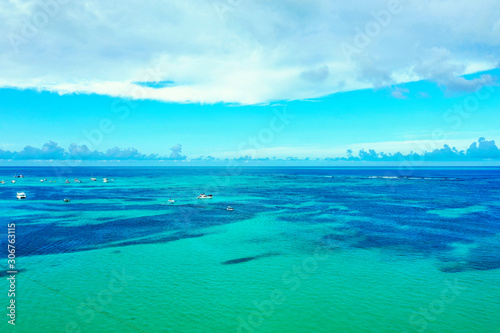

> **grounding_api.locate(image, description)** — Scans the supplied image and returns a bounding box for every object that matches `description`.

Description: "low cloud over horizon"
[1,138,499,163]
[0,141,186,161]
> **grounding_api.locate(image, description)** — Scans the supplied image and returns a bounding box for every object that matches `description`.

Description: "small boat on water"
[91,178,97,181]
[103,178,109,183]
[226,206,234,211]
[168,199,175,204]
[14,175,24,178]
[63,198,71,203]
[74,178,82,183]
[197,193,213,199]
[11,180,16,184]
[65,179,70,183]
[17,192,26,199]
[0,180,5,184]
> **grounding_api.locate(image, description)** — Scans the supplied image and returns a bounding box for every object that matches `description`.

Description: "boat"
[16,192,26,199]
[63,198,71,202]
[14,175,24,178]
[91,178,97,181]
[168,199,175,204]
[103,178,109,183]
[226,206,234,211]
[11,180,16,184]
[74,178,82,183]
[0,180,5,184]
[65,179,70,183]
[197,193,213,199]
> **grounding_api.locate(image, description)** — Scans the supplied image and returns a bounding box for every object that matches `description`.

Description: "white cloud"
[0,0,498,104]
[343,139,478,155]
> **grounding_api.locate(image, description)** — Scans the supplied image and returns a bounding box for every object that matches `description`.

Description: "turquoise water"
[1,167,500,332]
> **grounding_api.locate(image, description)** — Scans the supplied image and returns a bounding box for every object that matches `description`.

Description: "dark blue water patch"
[399,214,500,238]
[318,197,500,235]
[6,204,253,257]
[439,265,466,273]
[2,212,67,224]
[353,233,454,254]
[439,244,500,273]
[321,230,365,247]
[94,216,116,222]
[10,217,184,257]
[111,231,205,249]
[347,219,484,243]
[464,243,500,271]
[318,218,499,270]
[221,252,281,265]
[276,210,355,224]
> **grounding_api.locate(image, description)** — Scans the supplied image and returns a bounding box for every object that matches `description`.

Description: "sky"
[0,0,500,165]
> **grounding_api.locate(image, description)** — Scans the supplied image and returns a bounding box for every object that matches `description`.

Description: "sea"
[1,167,499,333]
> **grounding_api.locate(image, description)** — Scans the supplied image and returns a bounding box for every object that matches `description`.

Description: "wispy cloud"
[391,87,409,99]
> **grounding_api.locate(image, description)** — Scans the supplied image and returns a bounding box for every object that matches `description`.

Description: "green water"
[7,214,499,333]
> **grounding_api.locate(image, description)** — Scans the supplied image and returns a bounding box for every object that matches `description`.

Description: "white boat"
[0,180,5,184]
[16,192,26,199]
[91,178,97,181]
[197,193,213,199]
[74,178,82,183]
[168,199,175,204]
[63,198,71,202]
[103,178,109,183]
[226,206,234,211]
[11,180,16,184]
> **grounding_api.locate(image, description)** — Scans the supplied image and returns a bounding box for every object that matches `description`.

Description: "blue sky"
[1,0,500,164]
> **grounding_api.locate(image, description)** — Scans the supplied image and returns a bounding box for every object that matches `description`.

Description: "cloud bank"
[325,137,500,162]
[1,138,499,162]
[0,141,185,160]
[1,0,499,104]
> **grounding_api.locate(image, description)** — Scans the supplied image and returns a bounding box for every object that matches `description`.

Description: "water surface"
[1,167,499,332]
